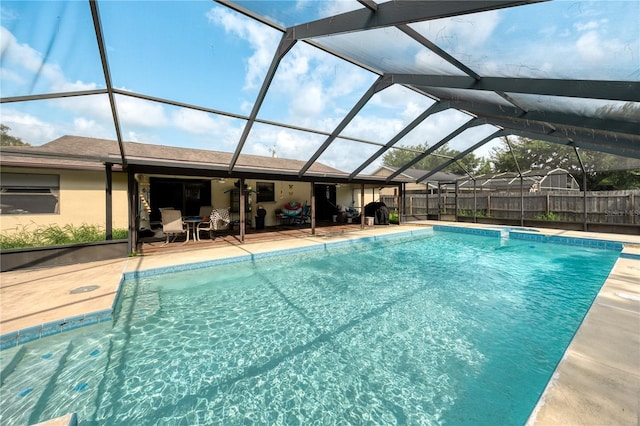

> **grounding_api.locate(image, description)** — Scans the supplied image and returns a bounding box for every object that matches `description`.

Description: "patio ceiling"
[1,0,638,184]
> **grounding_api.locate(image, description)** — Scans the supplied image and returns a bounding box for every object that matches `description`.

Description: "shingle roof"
[3,135,346,176]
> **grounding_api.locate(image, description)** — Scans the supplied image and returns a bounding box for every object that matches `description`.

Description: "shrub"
[389,211,399,224]
[0,223,128,250]
[535,211,560,221]
[457,209,490,217]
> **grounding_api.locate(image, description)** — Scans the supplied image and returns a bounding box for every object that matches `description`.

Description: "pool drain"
[70,285,100,294]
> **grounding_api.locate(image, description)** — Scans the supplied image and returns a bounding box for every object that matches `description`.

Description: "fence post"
[473,179,477,223]
[630,193,635,225]
[487,194,491,217]
[546,193,550,216]
[398,183,403,224]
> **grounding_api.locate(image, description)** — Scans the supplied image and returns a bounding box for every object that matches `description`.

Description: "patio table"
[183,217,205,242]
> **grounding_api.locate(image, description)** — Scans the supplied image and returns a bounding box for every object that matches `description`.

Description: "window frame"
[0,172,60,215]
[256,181,275,203]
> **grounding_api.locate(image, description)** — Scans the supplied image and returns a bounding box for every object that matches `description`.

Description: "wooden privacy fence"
[382,190,639,225]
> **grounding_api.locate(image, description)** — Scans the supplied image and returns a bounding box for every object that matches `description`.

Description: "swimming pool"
[0,229,621,425]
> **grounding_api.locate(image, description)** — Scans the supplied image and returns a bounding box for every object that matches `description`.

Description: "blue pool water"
[0,230,621,425]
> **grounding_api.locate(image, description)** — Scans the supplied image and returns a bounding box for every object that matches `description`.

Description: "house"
[1,136,394,243]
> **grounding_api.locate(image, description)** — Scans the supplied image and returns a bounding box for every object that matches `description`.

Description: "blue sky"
[1,0,638,174]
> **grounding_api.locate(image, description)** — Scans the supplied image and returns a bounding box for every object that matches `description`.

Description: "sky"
[1,0,638,174]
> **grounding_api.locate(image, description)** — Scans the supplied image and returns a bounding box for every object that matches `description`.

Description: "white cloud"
[0,66,26,86]
[116,96,169,128]
[52,94,111,122]
[411,11,501,52]
[171,108,243,149]
[0,26,91,94]
[318,138,380,172]
[575,31,607,63]
[574,19,606,32]
[173,109,221,134]
[206,4,378,141]
[126,131,142,142]
[290,84,325,117]
[0,26,113,143]
[244,125,323,161]
[72,117,100,134]
[414,49,460,74]
[0,26,41,72]
[206,6,280,91]
[0,108,57,145]
[573,29,631,66]
[539,25,557,37]
[316,0,361,18]
[56,92,170,133]
[269,41,376,131]
[273,128,319,159]
[342,114,404,143]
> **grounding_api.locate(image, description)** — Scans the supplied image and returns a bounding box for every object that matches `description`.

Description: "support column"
[360,184,365,228]
[506,137,524,227]
[398,183,403,225]
[239,178,245,243]
[310,182,316,235]
[127,169,137,254]
[105,163,113,240]
[473,179,477,223]
[574,147,588,231]
[424,183,427,218]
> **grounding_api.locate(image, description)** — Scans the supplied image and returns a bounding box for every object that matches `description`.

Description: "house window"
[0,173,60,214]
[256,182,275,203]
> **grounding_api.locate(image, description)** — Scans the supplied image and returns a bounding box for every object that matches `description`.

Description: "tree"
[382,143,480,175]
[0,125,31,146]
[489,136,579,173]
[489,136,640,190]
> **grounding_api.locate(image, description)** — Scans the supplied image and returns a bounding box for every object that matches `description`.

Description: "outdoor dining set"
[160,206,231,245]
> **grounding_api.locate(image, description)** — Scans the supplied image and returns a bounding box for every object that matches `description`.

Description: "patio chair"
[291,204,311,225]
[198,205,213,219]
[197,208,231,240]
[161,209,187,245]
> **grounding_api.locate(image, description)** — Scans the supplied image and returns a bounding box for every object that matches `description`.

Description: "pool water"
[0,231,620,425]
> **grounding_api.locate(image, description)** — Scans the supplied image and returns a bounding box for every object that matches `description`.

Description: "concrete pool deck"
[1,222,638,424]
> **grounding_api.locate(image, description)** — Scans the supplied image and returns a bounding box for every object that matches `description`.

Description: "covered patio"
[138,221,369,256]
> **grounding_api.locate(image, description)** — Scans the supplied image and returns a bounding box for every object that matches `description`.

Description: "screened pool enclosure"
[1,0,639,247]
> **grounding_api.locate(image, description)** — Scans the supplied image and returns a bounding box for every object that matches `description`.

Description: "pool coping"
[0,227,432,350]
[5,223,631,350]
[121,228,432,280]
[1,222,638,425]
[428,224,639,425]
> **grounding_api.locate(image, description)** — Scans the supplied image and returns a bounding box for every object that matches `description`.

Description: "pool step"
[35,332,112,423]
[0,339,72,425]
[113,279,160,327]
[0,344,27,386]
[0,324,114,425]
[89,281,160,421]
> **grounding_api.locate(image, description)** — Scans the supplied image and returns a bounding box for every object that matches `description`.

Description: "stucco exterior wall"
[208,179,378,227]
[1,167,128,235]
